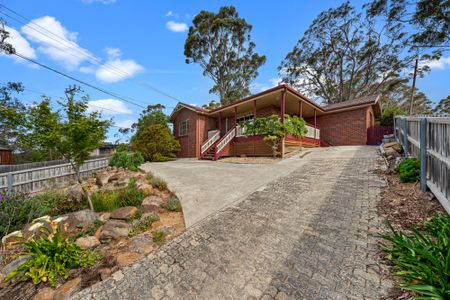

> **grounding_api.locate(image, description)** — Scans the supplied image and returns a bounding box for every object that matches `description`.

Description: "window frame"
[179,119,189,137]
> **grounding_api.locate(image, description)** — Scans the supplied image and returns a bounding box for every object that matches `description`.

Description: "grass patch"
[150,176,167,190]
[165,196,182,212]
[129,214,160,237]
[91,178,145,212]
[379,215,450,299]
[152,230,165,243]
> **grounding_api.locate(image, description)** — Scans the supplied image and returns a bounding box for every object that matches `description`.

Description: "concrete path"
[72,146,392,300]
[140,153,313,227]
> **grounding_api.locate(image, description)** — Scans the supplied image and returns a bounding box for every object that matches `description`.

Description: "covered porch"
[200,86,323,160]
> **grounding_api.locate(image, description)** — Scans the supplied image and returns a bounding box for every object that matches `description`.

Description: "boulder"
[137,183,153,195]
[127,233,154,255]
[67,184,84,204]
[95,171,110,187]
[57,209,99,238]
[54,277,81,300]
[99,212,111,222]
[116,252,142,268]
[110,206,138,220]
[33,287,55,300]
[22,221,52,240]
[75,236,100,249]
[1,255,30,277]
[1,231,23,247]
[141,196,164,213]
[99,220,132,242]
[98,268,112,281]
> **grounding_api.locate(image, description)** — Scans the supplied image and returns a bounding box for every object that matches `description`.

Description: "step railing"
[201,130,220,154]
[305,124,320,140]
[215,127,236,158]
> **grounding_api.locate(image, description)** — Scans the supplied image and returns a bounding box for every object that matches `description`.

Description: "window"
[179,119,189,136]
[236,114,254,125]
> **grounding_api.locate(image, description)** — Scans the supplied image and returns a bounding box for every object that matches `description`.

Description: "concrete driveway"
[140,146,376,227]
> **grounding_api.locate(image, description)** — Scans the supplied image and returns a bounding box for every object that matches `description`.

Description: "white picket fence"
[394,116,450,213]
[0,157,110,194]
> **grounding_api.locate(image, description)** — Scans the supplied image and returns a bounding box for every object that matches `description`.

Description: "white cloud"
[21,16,93,70]
[115,119,134,128]
[105,47,121,59]
[420,57,450,70]
[0,26,36,62]
[269,78,282,86]
[95,58,144,83]
[166,21,188,33]
[82,0,116,4]
[87,99,133,115]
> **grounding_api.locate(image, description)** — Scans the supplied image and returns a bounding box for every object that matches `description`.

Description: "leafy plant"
[395,158,420,183]
[30,192,80,216]
[131,124,180,162]
[6,225,97,286]
[152,230,165,243]
[109,151,144,171]
[165,196,182,212]
[379,216,450,299]
[380,106,406,126]
[91,179,145,212]
[0,192,40,237]
[150,176,168,190]
[129,214,159,237]
[120,178,145,207]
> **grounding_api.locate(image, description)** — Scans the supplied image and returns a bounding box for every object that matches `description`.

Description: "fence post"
[403,118,409,157]
[6,172,13,195]
[419,118,428,192]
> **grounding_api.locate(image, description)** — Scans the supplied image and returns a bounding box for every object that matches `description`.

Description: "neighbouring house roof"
[0,147,12,151]
[170,85,381,119]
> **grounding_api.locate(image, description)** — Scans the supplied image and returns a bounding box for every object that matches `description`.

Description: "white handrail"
[216,128,236,153]
[236,125,245,137]
[201,131,220,154]
[305,124,320,139]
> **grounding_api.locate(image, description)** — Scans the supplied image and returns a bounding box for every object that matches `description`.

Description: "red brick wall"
[312,107,370,145]
[173,109,199,158]
[197,115,217,157]
[0,150,12,165]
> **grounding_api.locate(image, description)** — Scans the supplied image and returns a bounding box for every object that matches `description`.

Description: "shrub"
[91,179,145,212]
[6,226,97,286]
[395,158,420,183]
[129,214,159,236]
[380,106,405,126]
[165,196,182,212]
[109,151,144,171]
[131,124,180,162]
[152,230,165,243]
[30,192,80,216]
[0,192,41,237]
[150,176,168,190]
[379,216,450,299]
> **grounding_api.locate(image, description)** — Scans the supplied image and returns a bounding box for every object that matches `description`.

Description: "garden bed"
[0,167,185,300]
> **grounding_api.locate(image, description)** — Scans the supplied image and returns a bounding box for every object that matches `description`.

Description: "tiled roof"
[321,94,380,111]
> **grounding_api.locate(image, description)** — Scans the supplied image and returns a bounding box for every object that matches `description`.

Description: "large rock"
[33,287,55,300]
[127,232,154,254]
[1,231,23,247]
[1,255,30,277]
[141,196,164,213]
[57,209,99,238]
[95,171,110,187]
[137,182,154,195]
[22,221,52,240]
[54,277,81,300]
[67,184,84,203]
[75,236,100,249]
[110,206,138,220]
[116,252,142,268]
[99,220,132,242]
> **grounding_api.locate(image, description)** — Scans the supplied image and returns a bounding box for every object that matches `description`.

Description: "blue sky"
[1,0,449,142]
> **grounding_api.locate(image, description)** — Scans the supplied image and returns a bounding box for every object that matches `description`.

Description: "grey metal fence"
[0,157,110,194]
[394,116,450,213]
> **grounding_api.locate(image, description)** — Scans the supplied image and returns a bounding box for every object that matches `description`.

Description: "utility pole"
[409,55,419,115]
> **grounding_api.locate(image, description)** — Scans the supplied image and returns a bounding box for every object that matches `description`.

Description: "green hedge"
[395,158,420,183]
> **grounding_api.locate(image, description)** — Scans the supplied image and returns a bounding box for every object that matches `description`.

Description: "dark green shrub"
[395,158,420,183]
[131,124,180,162]
[165,196,182,212]
[109,151,144,171]
[0,192,40,237]
[6,227,97,286]
[379,215,450,299]
[150,176,168,190]
[380,106,405,126]
[30,192,80,216]
[91,179,145,212]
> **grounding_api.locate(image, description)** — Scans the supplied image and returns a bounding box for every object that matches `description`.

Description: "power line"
[0,4,185,103]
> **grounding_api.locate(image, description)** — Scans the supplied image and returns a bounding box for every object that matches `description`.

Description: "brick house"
[170,84,381,160]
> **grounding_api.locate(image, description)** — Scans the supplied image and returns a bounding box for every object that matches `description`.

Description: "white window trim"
[179,119,189,137]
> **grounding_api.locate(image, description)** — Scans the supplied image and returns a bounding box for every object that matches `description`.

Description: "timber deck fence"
[0,157,110,194]
[394,116,450,213]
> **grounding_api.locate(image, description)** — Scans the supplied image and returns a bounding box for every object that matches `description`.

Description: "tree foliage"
[382,82,433,115]
[131,124,180,162]
[0,82,27,150]
[380,106,405,126]
[434,95,450,115]
[243,115,307,158]
[202,100,221,110]
[279,2,412,104]
[366,0,450,59]
[184,6,266,104]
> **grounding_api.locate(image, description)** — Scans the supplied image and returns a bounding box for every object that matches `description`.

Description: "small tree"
[26,86,110,210]
[380,107,405,126]
[243,115,307,158]
[131,124,180,162]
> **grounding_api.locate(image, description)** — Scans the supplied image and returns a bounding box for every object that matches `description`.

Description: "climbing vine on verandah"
[242,115,308,158]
